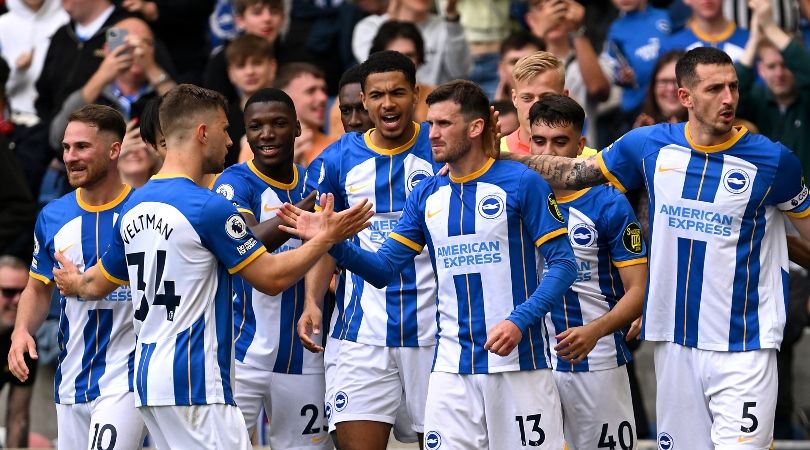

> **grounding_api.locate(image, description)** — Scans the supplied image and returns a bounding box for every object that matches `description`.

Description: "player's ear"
[295,120,302,138]
[360,90,367,110]
[678,87,692,108]
[412,83,420,107]
[468,117,485,139]
[576,136,586,156]
[110,140,122,160]
[196,123,207,144]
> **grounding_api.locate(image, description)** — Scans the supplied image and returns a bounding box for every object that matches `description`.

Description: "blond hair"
[512,51,566,87]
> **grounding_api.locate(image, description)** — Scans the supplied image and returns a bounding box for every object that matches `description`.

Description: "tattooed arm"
[503,153,608,190]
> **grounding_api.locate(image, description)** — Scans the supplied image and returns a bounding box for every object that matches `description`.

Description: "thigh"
[88,392,147,450]
[653,342,711,450]
[392,397,419,444]
[332,341,401,425]
[555,368,636,450]
[706,349,777,450]
[57,403,90,450]
[267,373,331,449]
[423,372,486,450]
[396,345,433,433]
[483,370,564,450]
[141,404,251,450]
[233,361,270,433]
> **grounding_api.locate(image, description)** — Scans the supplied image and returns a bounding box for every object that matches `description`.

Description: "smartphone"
[106,27,129,53]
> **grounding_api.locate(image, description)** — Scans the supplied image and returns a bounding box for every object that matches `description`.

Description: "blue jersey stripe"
[454,273,489,374]
[137,342,156,405]
[391,154,407,212]
[674,237,706,346]
[641,157,658,341]
[54,299,69,404]
[190,316,207,403]
[233,276,255,362]
[386,260,419,347]
[80,212,96,269]
[375,157,393,213]
[729,197,767,351]
[75,308,112,402]
[173,322,191,404]
[127,350,135,392]
[214,269,234,404]
[173,316,207,404]
[342,272,366,341]
[331,275,347,340]
[273,285,300,373]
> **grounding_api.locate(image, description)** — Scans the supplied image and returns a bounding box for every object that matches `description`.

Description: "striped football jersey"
[99,175,267,406]
[30,186,136,404]
[598,123,810,351]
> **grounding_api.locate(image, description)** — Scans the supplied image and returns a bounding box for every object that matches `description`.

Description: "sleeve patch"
[225,214,249,240]
[778,183,809,211]
[622,222,644,254]
[547,194,565,223]
[215,183,235,200]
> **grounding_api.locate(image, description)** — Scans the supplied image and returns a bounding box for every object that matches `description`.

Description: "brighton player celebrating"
[8,105,147,450]
[282,80,578,449]
[529,95,647,450]
[51,84,373,450]
[507,47,810,449]
[212,88,330,448]
[300,51,442,450]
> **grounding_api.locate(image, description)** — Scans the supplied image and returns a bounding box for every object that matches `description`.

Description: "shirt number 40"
[126,250,182,321]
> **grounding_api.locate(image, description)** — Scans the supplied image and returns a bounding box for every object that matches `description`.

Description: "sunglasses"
[0,288,23,298]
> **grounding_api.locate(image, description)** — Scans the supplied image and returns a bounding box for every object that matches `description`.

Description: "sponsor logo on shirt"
[623,223,643,254]
[547,194,565,223]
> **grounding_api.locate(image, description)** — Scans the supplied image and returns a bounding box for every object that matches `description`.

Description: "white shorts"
[324,337,417,442]
[423,370,563,449]
[234,361,330,449]
[140,403,251,450]
[331,340,432,434]
[654,342,776,450]
[553,366,636,450]
[55,391,146,450]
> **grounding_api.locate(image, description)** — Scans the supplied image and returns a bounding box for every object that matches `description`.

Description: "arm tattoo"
[515,154,608,190]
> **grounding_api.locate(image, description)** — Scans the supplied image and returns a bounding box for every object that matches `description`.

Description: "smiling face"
[679,63,739,137]
[62,121,117,189]
[284,73,327,130]
[361,71,418,146]
[244,101,299,171]
[237,3,285,43]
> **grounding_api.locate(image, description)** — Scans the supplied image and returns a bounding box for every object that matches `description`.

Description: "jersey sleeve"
[389,180,428,252]
[29,213,53,284]
[772,145,810,217]
[197,194,268,274]
[306,146,346,212]
[98,218,129,285]
[518,169,568,247]
[602,188,648,267]
[596,127,650,193]
[212,170,254,217]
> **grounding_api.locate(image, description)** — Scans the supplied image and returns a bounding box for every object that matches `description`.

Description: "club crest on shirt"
[33,235,40,256]
[334,391,348,412]
[407,169,430,193]
[425,431,442,449]
[477,194,504,219]
[658,432,674,450]
[722,169,750,194]
[623,222,643,254]
[225,214,248,240]
[547,194,565,223]
[570,223,597,247]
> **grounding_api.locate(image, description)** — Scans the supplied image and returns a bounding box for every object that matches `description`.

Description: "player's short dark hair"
[360,50,416,92]
[369,21,425,65]
[244,87,296,119]
[159,84,228,138]
[491,100,517,116]
[139,96,163,147]
[225,33,275,67]
[675,47,733,89]
[338,65,364,92]
[273,62,325,90]
[528,94,585,134]
[500,31,545,56]
[68,104,126,141]
[426,80,490,134]
[234,0,284,15]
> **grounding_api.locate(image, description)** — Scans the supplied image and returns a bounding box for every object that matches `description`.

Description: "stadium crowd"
[2,0,810,448]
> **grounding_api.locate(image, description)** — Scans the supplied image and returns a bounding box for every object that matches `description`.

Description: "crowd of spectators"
[3,0,810,445]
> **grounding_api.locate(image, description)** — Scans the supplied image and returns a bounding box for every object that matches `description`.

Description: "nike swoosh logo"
[263,204,280,212]
[347,183,370,193]
[427,209,442,218]
[58,243,75,253]
[737,436,754,443]
[657,165,684,173]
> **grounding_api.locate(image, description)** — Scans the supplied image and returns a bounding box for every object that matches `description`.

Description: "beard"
[433,140,472,164]
[66,163,107,188]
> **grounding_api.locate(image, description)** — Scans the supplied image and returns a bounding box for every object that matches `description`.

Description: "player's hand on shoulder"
[8,330,37,382]
[484,320,522,356]
[297,304,324,353]
[554,324,600,363]
[52,251,81,297]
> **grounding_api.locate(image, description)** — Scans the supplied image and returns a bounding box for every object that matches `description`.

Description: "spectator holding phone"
[47,17,176,151]
[603,0,670,126]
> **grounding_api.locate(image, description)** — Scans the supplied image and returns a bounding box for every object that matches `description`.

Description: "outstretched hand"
[53,252,81,297]
[278,193,374,243]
